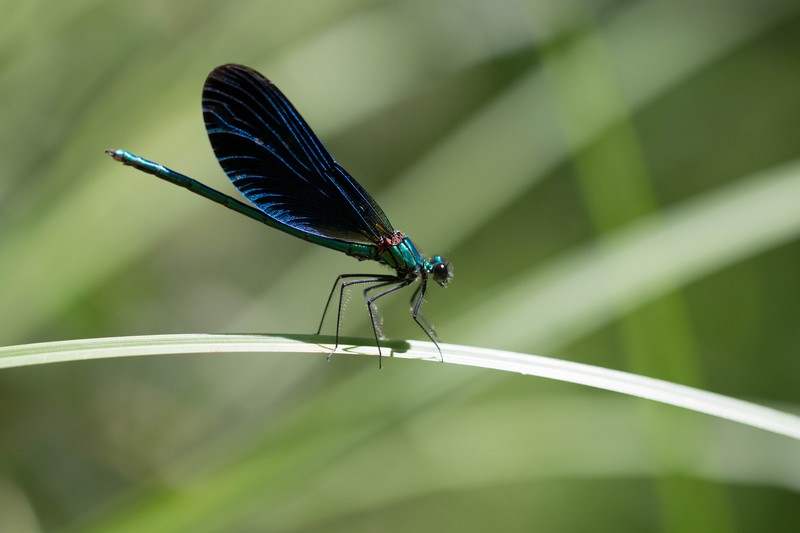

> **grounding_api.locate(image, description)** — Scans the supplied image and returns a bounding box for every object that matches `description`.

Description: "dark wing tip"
[205,63,276,89]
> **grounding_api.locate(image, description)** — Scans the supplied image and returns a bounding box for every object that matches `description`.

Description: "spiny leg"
[411,279,443,362]
[317,273,383,334]
[327,275,397,360]
[364,279,413,368]
[408,283,438,341]
[362,278,409,342]
[363,279,403,333]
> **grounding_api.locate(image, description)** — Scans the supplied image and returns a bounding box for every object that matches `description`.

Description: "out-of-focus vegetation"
[1,0,799,531]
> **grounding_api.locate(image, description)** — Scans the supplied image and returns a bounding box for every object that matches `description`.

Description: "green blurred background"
[2,0,800,531]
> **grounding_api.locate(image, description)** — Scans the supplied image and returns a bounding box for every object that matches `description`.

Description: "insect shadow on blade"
[107,64,452,368]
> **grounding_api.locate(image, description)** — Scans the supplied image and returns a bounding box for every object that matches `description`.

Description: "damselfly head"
[429,255,453,287]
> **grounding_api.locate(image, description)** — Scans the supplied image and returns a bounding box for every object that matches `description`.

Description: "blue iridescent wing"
[202,64,394,245]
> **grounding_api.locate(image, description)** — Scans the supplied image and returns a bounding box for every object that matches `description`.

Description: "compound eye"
[432,261,451,285]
